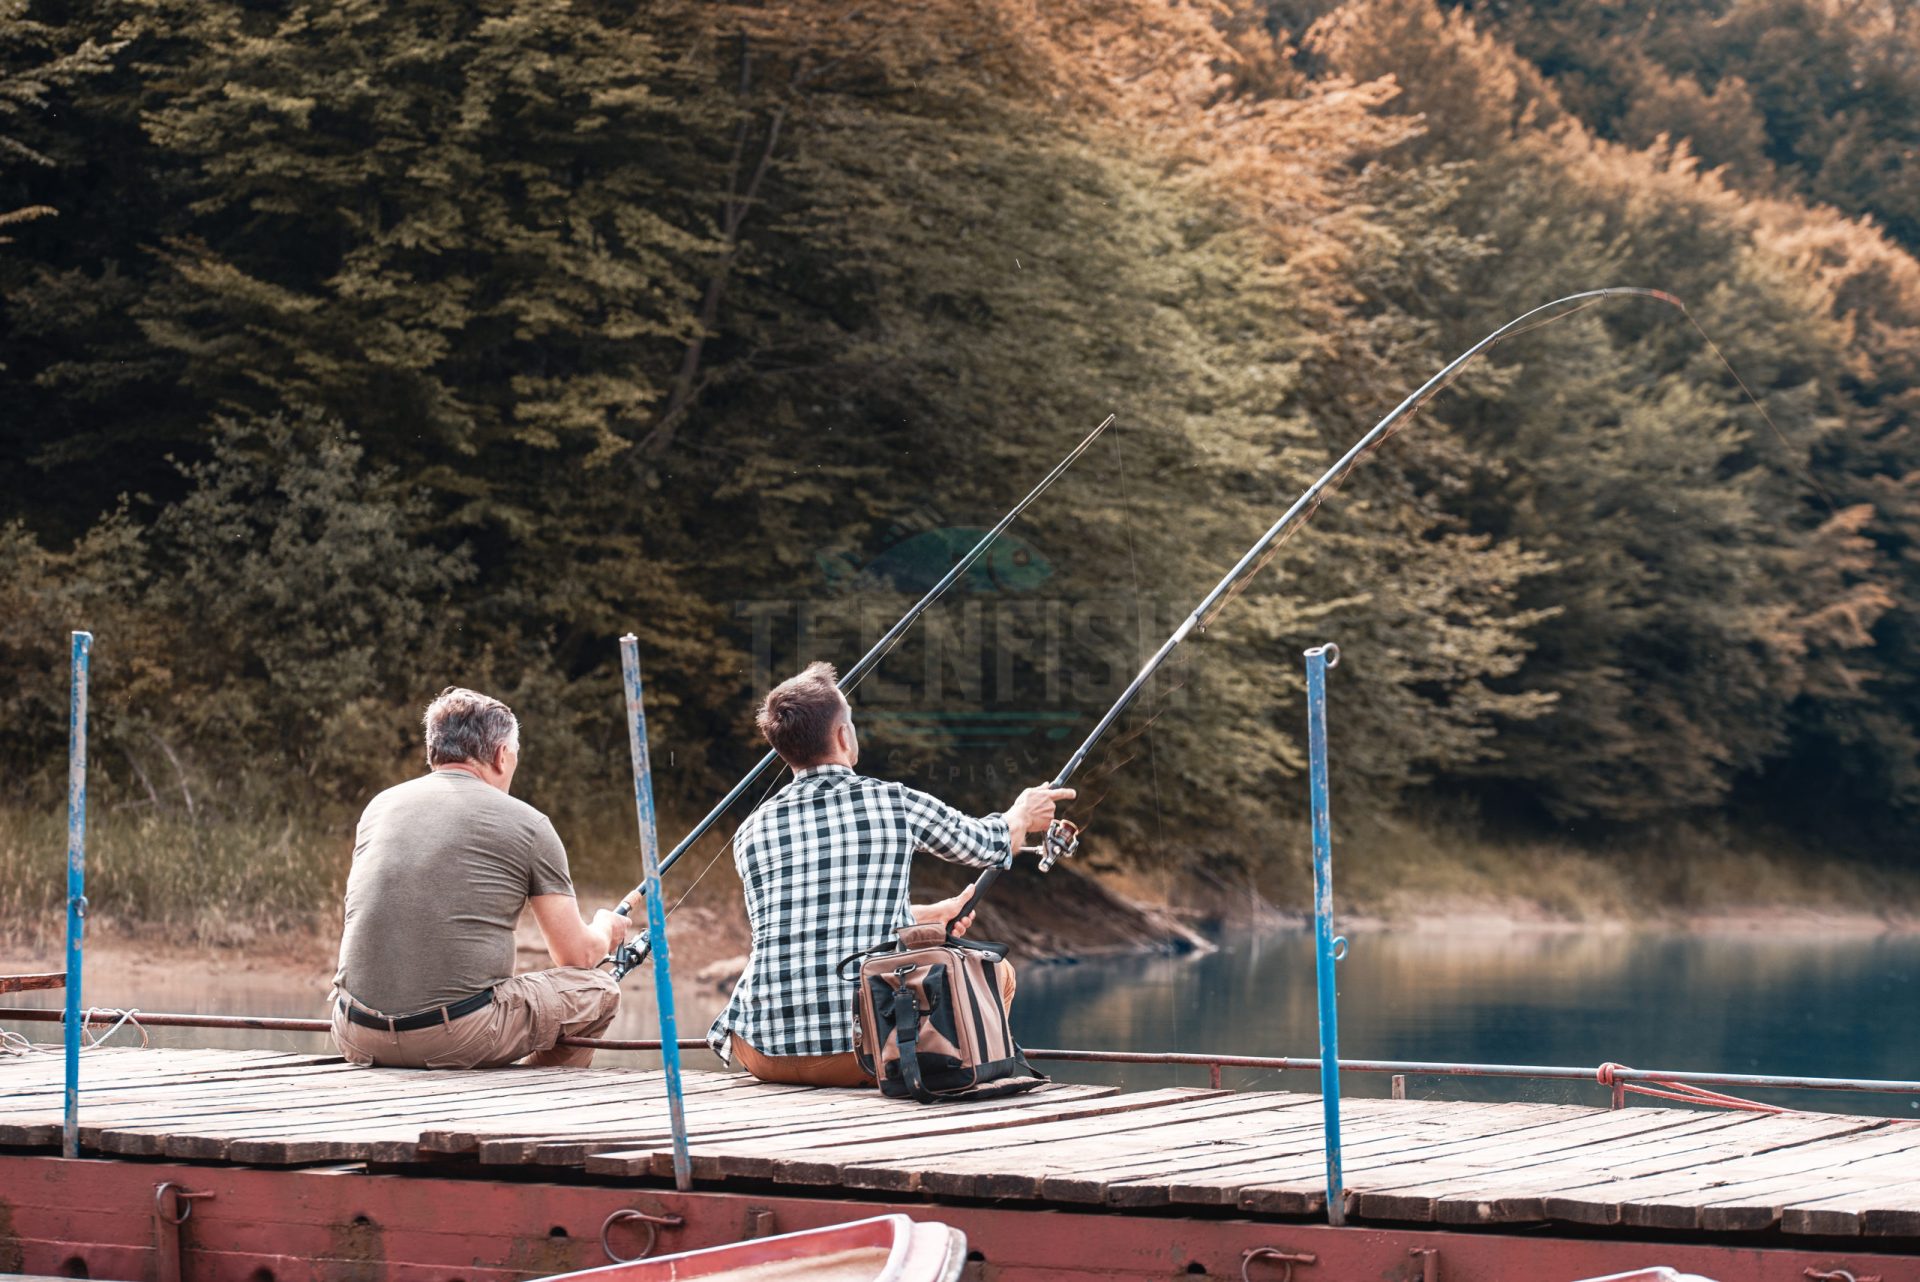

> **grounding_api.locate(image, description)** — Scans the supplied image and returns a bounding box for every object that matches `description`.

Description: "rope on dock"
[1597,1061,1788,1114]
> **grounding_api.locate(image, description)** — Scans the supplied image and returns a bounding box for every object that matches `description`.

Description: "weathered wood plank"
[176,1072,717,1163]
[4,1044,1917,1237]
[1317,1104,1728,1222]
[1097,1101,1595,1214]
[586,1088,1245,1187]
[645,1087,1172,1182]
[825,1093,1301,1197]
[893,1095,1350,1203]
[62,1059,711,1161]
[178,1071,1097,1165]
[1404,1111,1788,1225]
[0,1047,335,1093]
[1779,1174,1920,1239]
[1114,1100,1606,1218]
[93,1066,663,1158]
[1685,1127,1920,1234]
[447,1085,946,1165]
[0,1054,357,1146]
[1575,1120,1912,1233]
[418,1078,829,1158]
[1528,1116,1896,1231]
[490,1084,1122,1171]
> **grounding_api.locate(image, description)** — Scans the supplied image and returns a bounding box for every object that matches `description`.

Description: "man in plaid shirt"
[707,661,1074,1086]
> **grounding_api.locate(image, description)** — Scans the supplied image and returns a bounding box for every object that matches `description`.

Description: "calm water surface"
[1017,928,1920,1116]
[19,928,1919,1117]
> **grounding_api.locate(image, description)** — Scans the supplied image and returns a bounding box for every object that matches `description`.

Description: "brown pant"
[734,1037,874,1088]
[331,967,619,1069]
[734,958,1017,1088]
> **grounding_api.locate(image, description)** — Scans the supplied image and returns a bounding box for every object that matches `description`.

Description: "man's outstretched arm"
[530,894,630,969]
[903,783,1076,933]
[901,781,1076,869]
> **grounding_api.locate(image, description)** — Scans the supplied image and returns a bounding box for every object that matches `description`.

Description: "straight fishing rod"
[960,288,1684,910]
[608,412,1116,978]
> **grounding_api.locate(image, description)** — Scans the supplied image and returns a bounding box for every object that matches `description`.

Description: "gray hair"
[423,687,520,767]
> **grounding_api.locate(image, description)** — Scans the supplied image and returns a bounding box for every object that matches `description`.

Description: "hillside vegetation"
[2,0,1916,927]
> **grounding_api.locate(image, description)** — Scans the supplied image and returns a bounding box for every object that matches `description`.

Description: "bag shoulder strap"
[837,936,897,983]
[888,983,937,1104]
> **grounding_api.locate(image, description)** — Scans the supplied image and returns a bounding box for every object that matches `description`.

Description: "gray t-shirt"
[334,770,575,1014]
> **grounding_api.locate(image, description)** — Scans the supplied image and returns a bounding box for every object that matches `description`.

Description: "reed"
[0,804,351,947]
[1341,812,1920,924]
[0,798,749,949]
[5,796,1910,951]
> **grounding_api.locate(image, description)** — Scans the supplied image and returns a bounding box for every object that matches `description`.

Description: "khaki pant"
[734,1038,874,1087]
[331,968,619,1069]
[735,958,1017,1088]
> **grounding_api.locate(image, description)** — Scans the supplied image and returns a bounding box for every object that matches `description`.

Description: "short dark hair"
[757,662,846,767]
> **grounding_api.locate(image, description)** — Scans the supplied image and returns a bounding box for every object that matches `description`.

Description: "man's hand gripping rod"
[603,414,1117,980]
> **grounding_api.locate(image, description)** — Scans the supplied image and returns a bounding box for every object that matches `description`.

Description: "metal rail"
[6,1007,1916,1101]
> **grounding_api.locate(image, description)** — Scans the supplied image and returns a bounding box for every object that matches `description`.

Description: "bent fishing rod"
[957,287,1687,915]
[607,412,1117,978]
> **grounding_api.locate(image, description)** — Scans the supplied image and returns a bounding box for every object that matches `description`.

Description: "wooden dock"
[3,1046,1917,1242]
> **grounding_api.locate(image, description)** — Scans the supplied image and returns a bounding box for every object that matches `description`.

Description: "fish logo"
[817,527,1053,595]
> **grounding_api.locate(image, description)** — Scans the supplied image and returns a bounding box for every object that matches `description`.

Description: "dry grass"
[1336,809,1920,926]
[0,804,352,948]
[0,797,752,950]
[6,794,1914,953]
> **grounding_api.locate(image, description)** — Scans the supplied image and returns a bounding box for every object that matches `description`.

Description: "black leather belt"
[338,987,493,1033]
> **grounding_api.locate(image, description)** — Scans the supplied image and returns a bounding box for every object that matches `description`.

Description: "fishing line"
[1039,285,1832,836]
[1671,304,1839,513]
[661,576,977,920]
[1200,293,1617,628]
[658,428,1112,924]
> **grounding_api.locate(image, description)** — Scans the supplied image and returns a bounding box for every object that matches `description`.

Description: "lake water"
[13,927,1918,1118]
[1015,928,1920,1117]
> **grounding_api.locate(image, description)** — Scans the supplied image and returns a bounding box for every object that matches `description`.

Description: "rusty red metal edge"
[4,1155,1914,1282]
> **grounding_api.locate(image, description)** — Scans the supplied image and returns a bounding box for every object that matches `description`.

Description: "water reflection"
[12,929,1917,1119]
[1015,929,1920,1118]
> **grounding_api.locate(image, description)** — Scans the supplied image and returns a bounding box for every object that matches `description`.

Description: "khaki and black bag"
[841,915,1046,1105]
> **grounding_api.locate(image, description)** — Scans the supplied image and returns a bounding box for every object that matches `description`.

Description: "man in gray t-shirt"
[330,688,630,1069]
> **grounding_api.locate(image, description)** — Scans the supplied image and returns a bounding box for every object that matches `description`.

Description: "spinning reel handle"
[605,901,652,980]
[1033,818,1081,872]
[607,929,653,980]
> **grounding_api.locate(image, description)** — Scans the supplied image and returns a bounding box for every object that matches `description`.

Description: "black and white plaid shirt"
[706,764,1013,1060]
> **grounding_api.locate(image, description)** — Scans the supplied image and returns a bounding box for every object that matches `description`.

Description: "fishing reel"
[1026,818,1081,872]
[605,904,653,981]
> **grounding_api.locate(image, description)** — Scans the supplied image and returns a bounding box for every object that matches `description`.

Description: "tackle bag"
[842,916,1046,1105]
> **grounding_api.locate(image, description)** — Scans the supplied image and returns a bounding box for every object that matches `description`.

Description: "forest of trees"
[3,0,1916,903]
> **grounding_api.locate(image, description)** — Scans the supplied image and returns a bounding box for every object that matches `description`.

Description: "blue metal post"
[63,630,92,1160]
[1304,641,1346,1226]
[619,635,691,1191]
